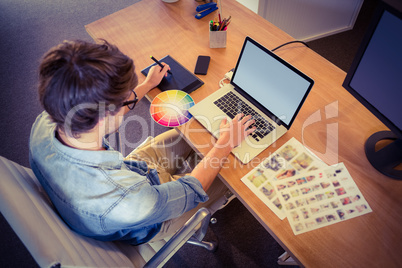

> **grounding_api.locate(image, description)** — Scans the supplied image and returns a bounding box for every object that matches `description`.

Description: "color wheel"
[150,90,195,127]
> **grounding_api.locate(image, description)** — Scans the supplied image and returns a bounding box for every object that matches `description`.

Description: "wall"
[237,0,364,41]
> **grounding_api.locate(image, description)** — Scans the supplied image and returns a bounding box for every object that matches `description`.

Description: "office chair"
[0,156,217,268]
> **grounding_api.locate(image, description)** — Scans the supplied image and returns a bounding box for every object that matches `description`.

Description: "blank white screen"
[233,41,311,125]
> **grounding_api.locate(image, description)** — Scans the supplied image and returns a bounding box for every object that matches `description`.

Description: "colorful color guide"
[150,90,195,127]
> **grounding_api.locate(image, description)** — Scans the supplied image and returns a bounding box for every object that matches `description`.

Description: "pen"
[150,56,172,75]
[210,16,231,31]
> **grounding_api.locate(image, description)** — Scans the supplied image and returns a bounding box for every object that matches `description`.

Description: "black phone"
[194,55,210,75]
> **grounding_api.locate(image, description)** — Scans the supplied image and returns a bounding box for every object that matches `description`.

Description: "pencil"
[218,0,222,19]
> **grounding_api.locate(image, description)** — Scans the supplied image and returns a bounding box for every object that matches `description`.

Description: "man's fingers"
[234,113,244,120]
[244,118,255,128]
[221,117,228,126]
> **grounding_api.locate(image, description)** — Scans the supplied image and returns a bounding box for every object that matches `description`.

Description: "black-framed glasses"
[121,89,138,110]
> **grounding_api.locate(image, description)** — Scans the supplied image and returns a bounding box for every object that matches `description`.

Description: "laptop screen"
[231,37,314,128]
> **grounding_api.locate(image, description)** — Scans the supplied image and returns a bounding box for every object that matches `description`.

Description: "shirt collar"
[51,127,125,169]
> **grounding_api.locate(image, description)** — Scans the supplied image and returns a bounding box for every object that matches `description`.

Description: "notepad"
[141,55,204,94]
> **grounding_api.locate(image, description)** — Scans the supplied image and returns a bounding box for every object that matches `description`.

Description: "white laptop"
[189,36,314,164]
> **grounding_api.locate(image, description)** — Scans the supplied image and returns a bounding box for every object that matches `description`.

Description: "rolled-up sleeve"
[143,175,208,224]
[176,175,209,204]
[105,174,209,231]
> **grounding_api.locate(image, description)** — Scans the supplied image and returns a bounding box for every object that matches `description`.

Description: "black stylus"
[150,56,172,75]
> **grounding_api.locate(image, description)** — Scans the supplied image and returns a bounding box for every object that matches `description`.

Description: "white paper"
[273,163,372,235]
[241,137,328,219]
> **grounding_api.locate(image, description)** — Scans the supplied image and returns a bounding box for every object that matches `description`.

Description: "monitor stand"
[365,130,402,180]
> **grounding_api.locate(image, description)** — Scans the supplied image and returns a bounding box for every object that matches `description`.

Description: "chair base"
[186,237,218,252]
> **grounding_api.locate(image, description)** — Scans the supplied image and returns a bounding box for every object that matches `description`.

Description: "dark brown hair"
[38,40,138,137]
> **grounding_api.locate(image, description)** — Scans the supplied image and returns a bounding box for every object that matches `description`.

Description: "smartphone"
[194,56,210,75]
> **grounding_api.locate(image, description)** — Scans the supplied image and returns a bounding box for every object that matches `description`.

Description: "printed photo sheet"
[241,137,328,219]
[273,163,372,235]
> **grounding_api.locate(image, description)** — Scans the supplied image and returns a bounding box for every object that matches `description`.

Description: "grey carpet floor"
[0,0,378,267]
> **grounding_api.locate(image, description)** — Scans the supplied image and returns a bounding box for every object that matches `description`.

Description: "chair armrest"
[144,207,211,268]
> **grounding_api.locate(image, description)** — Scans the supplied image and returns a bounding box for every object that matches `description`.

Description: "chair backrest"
[0,156,158,267]
[0,155,215,268]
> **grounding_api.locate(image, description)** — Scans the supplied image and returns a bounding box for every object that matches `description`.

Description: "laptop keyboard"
[213,91,275,142]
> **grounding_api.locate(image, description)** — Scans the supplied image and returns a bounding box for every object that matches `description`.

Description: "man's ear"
[97,116,107,131]
[98,116,106,126]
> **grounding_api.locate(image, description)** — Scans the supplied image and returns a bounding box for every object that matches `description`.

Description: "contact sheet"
[241,138,372,234]
[273,163,372,235]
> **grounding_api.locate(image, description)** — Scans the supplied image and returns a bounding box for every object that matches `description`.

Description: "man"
[29,40,255,245]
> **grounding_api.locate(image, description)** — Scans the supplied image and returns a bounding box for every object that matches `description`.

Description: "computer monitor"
[342,0,402,180]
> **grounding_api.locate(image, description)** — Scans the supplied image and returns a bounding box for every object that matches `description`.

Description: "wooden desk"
[86,0,402,267]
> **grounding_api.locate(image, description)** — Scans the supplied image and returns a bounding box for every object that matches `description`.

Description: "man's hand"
[132,63,170,103]
[216,113,256,151]
[143,63,170,89]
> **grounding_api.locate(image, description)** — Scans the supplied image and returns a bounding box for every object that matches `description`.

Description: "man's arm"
[190,114,255,191]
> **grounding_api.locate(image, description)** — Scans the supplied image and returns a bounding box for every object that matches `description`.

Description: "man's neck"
[56,129,106,151]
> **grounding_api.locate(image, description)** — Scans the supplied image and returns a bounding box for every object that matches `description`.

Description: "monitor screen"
[342,0,402,179]
[343,0,402,139]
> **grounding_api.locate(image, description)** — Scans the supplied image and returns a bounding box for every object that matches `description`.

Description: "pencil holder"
[209,27,227,48]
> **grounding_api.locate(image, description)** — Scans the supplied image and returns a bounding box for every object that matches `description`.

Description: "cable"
[271,41,309,52]
[219,77,226,87]
[219,69,234,87]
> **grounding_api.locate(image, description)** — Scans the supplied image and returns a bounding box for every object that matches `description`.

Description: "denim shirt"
[29,111,208,245]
